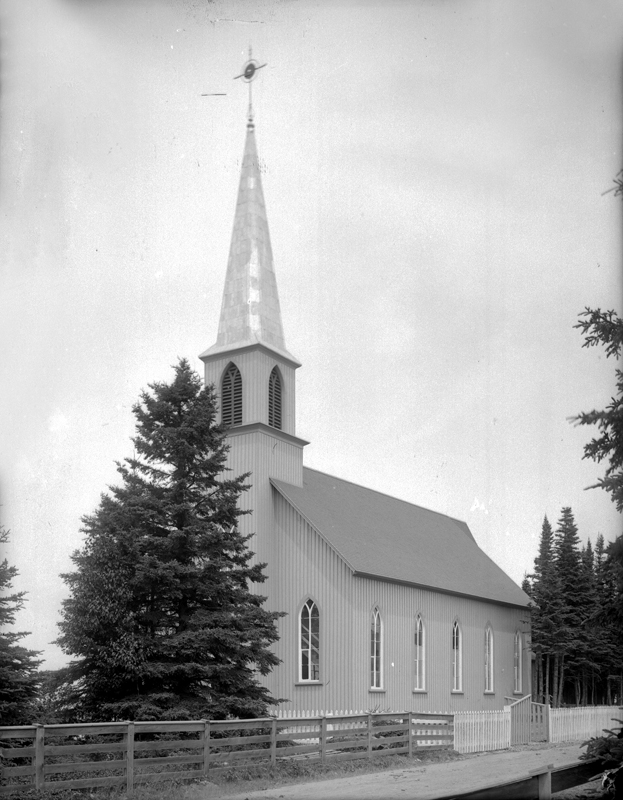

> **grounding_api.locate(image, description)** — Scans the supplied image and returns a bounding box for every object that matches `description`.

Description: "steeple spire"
[202,81,296,363]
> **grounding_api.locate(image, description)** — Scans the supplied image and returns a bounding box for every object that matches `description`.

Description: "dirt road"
[222,743,586,800]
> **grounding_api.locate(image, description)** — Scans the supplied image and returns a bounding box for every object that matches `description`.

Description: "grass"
[4,748,462,799]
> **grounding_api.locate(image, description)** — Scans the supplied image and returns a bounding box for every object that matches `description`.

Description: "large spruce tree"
[0,529,41,724]
[57,360,283,721]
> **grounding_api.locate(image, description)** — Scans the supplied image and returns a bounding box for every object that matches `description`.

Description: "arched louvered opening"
[299,599,320,681]
[452,620,462,692]
[414,614,425,691]
[268,366,282,429]
[221,363,242,427]
[370,607,383,689]
[485,626,494,692]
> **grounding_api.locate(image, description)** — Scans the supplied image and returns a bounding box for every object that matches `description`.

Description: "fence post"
[367,714,373,759]
[545,705,550,742]
[125,721,135,796]
[408,712,413,757]
[320,716,327,763]
[270,718,277,765]
[202,720,210,776]
[34,725,44,790]
[529,763,553,800]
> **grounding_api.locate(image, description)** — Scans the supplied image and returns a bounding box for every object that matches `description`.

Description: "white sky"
[1,0,622,669]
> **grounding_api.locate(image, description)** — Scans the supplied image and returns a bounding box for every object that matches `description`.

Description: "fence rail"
[0,712,453,796]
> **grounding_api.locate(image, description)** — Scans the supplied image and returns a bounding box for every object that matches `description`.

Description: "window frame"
[452,620,463,693]
[370,607,383,690]
[513,630,523,694]
[414,614,425,691]
[484,625,494,693]
[299,599,320,683]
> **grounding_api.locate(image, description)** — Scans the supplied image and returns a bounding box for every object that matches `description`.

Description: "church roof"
[201,114,296,362]
[271,468,530,608]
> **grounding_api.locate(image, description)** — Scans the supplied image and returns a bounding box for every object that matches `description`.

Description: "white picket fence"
[550,706,623,744]
[453,710,511,753]
[277,705,622,753]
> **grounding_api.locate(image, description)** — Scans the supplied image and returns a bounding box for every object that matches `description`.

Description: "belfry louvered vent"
[268,367,282,429]
[222,363,242,427]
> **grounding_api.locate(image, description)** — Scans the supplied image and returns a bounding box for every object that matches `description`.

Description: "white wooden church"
[200,101,531,716]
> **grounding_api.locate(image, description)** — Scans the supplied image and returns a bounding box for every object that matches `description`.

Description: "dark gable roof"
[271,468,530,608]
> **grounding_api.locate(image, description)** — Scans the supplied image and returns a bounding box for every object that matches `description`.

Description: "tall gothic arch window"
[484,626,494,693]
[452,621,462,692]
[514,631,522,694]
[221,363,242,427]
[300,599,320,681]
[370,607,383,689]
[414,614,425,690]
[268,367,282,429]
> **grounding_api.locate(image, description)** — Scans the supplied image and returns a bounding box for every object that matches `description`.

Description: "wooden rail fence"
[0,712,453,796]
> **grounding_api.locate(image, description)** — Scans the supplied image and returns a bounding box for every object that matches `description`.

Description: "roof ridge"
[302,465,472,532]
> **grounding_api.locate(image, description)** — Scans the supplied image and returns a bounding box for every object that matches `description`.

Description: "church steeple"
[200,98,303,451]
[200,55,306,508]
[201,110,296,363]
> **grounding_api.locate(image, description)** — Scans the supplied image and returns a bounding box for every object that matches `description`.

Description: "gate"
[530,701,549,741]
[505,696,550,744]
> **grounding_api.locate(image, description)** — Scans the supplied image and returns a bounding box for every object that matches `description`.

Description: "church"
[199,92,531,716]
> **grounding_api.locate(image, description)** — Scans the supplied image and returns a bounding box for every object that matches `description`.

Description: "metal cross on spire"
[234,46,267,125]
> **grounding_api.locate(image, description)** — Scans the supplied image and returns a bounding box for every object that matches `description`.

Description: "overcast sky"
[1,0,622,669]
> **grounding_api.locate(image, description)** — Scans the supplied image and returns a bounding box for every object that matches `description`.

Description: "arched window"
[221,363,242,427]
[370,607,383,689]
[268,367,282,429]
[414,614,425,690]
[484,626,494,693]
[299,599,319,682]
[514,631,522,693]
[452,621,462,692]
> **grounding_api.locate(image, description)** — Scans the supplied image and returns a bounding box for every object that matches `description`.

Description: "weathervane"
[200,47,266,122]
[234,46,267,123]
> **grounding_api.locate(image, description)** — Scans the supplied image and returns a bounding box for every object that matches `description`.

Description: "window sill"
[451,690,464,695]
[512,691,523,695]
[484,690,495,695]
[369,688,386,693]
[295,681,323,686]
[412,689,427,694]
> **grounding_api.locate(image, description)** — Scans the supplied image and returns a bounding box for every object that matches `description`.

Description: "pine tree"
[57,360,284,721]
[575,539,600,704]
[0,529,41,725]
[528,516,563,704]
[553,507,585,706]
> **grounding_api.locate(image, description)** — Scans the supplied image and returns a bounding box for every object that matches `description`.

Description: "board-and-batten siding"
[220,428,304,572]
[262,490,530,714]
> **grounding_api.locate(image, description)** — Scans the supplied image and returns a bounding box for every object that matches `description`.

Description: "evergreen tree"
[57,360,283,721]
[575,539,600,704]
[528,516,563,704]
[553,507,586,706]
[573,308,623,513]
[0,528,41,724]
